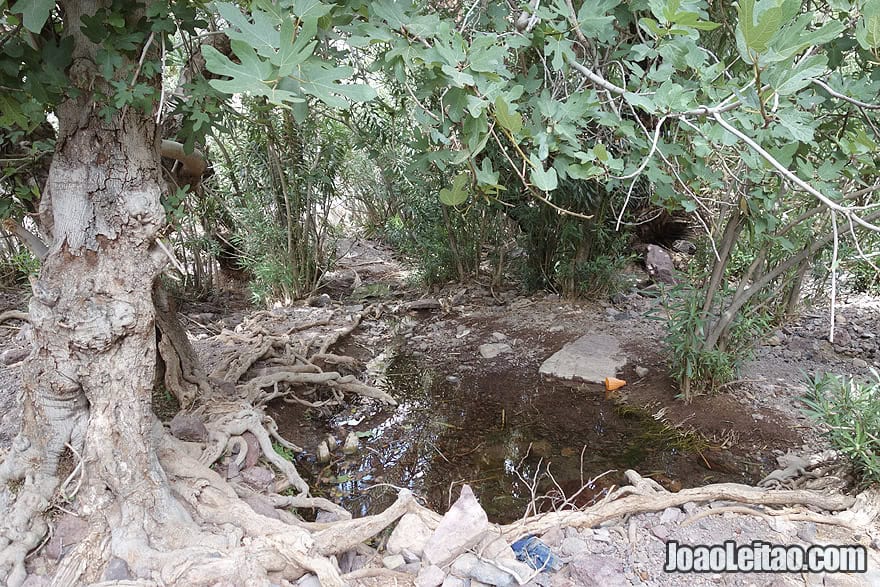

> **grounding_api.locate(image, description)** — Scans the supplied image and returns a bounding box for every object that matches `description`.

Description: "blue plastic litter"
[511,535,561,572]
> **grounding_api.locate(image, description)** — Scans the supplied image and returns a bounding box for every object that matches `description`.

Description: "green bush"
[553,224,635,298]
[383,210,469,286]
[661,281,770,398]
[0,248,40,285]
[802,373,880,486]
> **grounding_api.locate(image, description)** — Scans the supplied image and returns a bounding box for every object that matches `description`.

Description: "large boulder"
[169,412,208,442]
[646,244,676,284]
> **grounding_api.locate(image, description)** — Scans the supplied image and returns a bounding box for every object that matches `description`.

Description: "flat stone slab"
[478,342,512,359]
[538,334,626,384]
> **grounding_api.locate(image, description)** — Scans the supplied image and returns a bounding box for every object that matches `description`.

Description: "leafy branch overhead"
[0,0,880,402]
[293,0,876,396]
[203,1,376,112]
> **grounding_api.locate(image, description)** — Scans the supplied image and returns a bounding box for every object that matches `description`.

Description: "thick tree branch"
[160,139,207,181]
[702,206,880,350]
[2,219,48,260]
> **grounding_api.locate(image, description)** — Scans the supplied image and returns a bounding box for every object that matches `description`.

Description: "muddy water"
[274,357,761,523]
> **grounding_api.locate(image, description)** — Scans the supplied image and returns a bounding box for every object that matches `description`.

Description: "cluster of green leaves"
[845,258,880,294]
[551,225,636,297]
[204,98,350,303]
[0,246,39,285]
[0,125,53,220]
[835,238,880,294]
[802,372,880,485]
[3,0,207,125]
[495,143,639,296]
[382,198,489,287]
[202,0,376,116]
[342,96,508,287]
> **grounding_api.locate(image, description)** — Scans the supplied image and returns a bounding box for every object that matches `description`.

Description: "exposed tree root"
[200,407,309,494]
[242,370,396,405]
[154,285,213,406]
[497,471,858,540]
[211,334,275,383]
[681,504,856,529]
[1,299,410,585]
[193,304,394,411]
[0,310,29,324]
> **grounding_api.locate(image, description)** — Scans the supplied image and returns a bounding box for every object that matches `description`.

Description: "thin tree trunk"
[698,205,742,327]
[785,257,810,317]
[441,204,466,281]
[703,207,880,351]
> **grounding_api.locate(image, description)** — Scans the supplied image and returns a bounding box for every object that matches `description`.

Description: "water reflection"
[291,356,756,522]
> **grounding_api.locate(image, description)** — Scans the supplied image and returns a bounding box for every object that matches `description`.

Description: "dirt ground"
[1,238,879,586]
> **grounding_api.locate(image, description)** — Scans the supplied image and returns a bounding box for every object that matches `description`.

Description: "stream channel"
[270,355,761,523]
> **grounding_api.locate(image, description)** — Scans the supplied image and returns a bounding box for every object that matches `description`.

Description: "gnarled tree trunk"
[0,1,176,583]
[1,3,413,585]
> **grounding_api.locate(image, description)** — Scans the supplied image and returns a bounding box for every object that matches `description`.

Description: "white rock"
[342,431,359,454]
[561,536,588,556]
[450,553,478,576]
[383,554,406,570]
[495,559,535,585]
[494,558,536,584]
[316,441,330,463]
[400,548,420,563]
[592,528,612,542]
[388,513,434,557]
[479,343,512,359]
[659,507,682,524]
[541,527,564,547]
[416,565,447,587]
[476,534,515,561]
[651,525,669,540]
[398,562,421,575]
[423,485,489,567]
[452,553,518,587]
[538,334,627,384]
[296,574,321,587]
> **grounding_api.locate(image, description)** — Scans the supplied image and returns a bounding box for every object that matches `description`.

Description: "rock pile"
[399,485,534,587]
[766,302,880,371]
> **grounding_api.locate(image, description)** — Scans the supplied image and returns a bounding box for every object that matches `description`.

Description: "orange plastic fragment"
[604,377,626,391]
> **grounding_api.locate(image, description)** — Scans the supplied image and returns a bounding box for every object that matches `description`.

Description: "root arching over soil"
[0,301,874,586]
